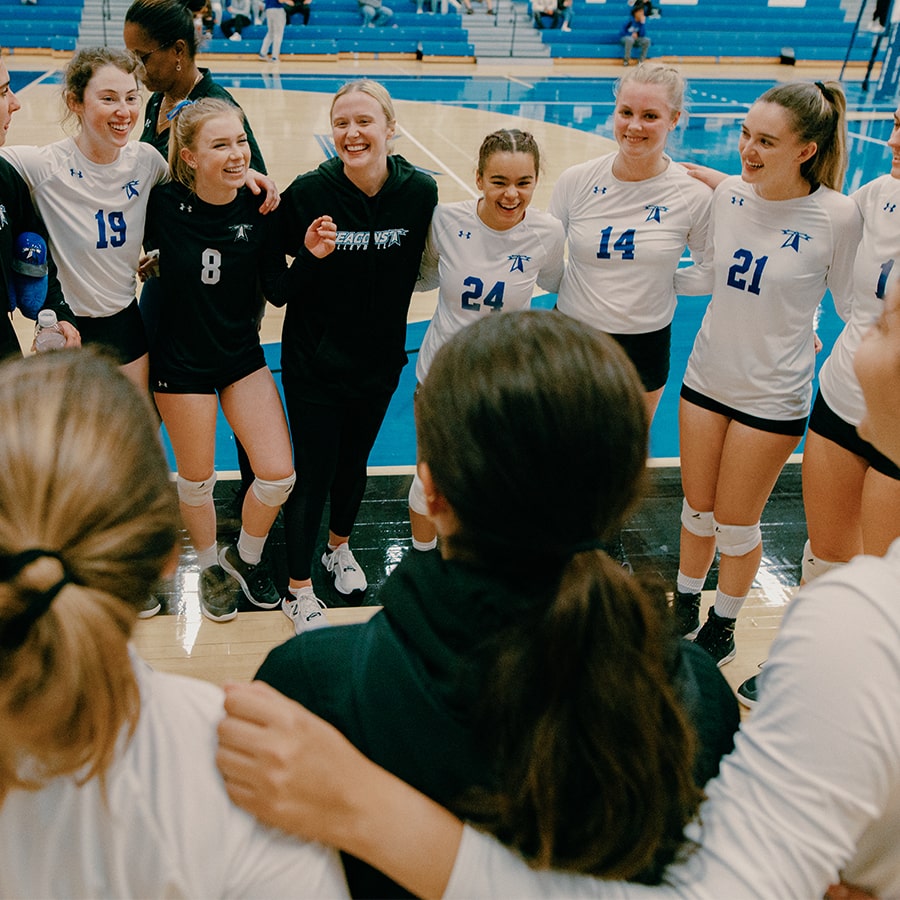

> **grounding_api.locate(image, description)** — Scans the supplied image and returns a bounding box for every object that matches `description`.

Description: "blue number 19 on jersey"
[95,210,127,249]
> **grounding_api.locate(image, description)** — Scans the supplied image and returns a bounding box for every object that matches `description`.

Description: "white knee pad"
[714,519,762,557]
[408,472,429,516]
[801,539,846,584]
[681,499,715,538]
[251,471,296,507]
[176,472,217,507]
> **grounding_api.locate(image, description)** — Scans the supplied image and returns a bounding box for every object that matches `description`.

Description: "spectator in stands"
[532,0,559,28]
[557,0,572,31]
[284,0,312,25]
[358,0,393,26]
[620,4,650,65]
[258,0,288,61]
[220,0,252,39]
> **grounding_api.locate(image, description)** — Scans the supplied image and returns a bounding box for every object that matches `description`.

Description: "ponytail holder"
[815,81,829,97]
[166,98,194,121]
[0,548,71,651]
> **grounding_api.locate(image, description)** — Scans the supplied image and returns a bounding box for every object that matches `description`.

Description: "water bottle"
[34,309,66,353]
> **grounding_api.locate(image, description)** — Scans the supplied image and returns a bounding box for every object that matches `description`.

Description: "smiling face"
[475,150,537,231]
[613,80,679,167]
[331,90,394,183]
[738,101,817,199]
[67,64,141,164]
[855,280,900,465]
[0,61,22,145]
[180,112,250,202]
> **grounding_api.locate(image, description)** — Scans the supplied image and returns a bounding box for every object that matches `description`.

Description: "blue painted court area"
[11,70,890,466]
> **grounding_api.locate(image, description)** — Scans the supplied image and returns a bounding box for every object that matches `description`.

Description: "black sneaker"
[673,590,701,639]
[199,564,239,622]
[737,673,760,709]
[219,544,281,609]
[137,594,162,619]
[694,607,737,667]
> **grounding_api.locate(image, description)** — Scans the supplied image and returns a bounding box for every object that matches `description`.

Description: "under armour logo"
[780,229,812,252]
[458,230,471,239]
[0,205,7,230]
[122,179,140,199]
[180,203,192,213]
[885,202,897,213]
[230,223,252,241]
[508,254,531,273]
[731,196,744,206]
[592,186,608,195]
[70,168,83,179]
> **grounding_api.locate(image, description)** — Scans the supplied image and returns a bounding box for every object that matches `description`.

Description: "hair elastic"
[0,548,71,650]
[166,98,194,120]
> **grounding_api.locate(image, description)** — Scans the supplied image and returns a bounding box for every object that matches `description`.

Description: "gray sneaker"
[321,544,368,595]
[282,590,329,635]
[199,564,239,622]
[219,544,281,609]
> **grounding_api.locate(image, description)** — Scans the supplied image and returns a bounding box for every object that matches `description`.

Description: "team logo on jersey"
[374,228,408,249]
[69,168,84,179]
[458,230,472,239]
[0,205,7,230]
[335,229,409,251]
[122,179,141,199]
[730,196,744,206]
[508,254,531,273]
[884,201,897,213]
[645,204,668,223]
[592,185,608,196]
[229,223,253,242]
[780,229,811,252]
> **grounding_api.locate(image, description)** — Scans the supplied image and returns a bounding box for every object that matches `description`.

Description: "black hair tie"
[0,548,71,651]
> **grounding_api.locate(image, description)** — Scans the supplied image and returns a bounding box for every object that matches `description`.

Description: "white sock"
[237,528,266,566]
[412,537,437,552]
[713,588,745,620]
[289,584,314,599]
[197,543,218,571]
[677,571,706,595]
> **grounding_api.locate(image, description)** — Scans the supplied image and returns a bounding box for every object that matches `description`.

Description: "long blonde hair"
[0,349,178,798]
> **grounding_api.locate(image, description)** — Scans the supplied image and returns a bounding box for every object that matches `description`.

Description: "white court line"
[506,75,535,89]
[397,123,479,198]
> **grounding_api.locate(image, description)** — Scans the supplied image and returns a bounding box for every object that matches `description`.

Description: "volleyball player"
[144,98,334,623]
[549,62,712,422]
[673,80,861,666]
[408,128,565,552]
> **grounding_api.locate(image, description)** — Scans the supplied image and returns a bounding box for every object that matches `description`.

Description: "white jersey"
[445,538,900,899]
[415,199,565,382]
[0,653,348,899]
[818,173,900,427]
[680,175,861,420]
[549,152,712,334]
[0,139,167,318]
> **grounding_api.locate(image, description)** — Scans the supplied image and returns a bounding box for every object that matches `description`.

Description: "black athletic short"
[608,323,671,393]
[809,389,900,480]
[680,384,808,437]
[74,298,147,365]
[152,348,268,395]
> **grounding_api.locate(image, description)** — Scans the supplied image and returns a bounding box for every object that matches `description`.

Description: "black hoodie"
[277,154,437,402]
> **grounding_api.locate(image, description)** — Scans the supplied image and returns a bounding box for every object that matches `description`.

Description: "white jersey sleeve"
[683,176,862,419]
[0,139,168,318]
[0,657,349,899]
[549,153,712,334]
[818,173,900,426]
[415,199,565,382]
[446,540,900,900]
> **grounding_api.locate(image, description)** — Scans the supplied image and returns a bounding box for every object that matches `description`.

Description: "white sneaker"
[322,544,368,594]
[282,591,328,635]
[228,31,242,40]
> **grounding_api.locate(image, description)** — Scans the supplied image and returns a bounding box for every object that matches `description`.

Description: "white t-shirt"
[549,152,712,334]
[0,138,168,318]
[818,173,900,426]
[679,175,861,420]
[445,539,900,899]
[0,654,349,899]
[415,199,565,382]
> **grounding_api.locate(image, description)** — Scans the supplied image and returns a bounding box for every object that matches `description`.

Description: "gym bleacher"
[0,0,884,64]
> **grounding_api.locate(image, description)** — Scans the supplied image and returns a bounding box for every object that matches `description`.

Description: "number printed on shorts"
[461,276,505,311]
[727,249,768,295]
[596,226,636,260]
[95,210,127,249]
[201,248,222,285]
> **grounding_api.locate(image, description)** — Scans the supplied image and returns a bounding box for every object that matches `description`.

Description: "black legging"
[282,388,393,581]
